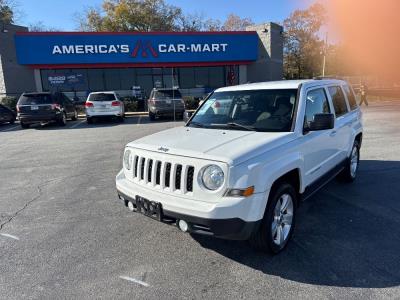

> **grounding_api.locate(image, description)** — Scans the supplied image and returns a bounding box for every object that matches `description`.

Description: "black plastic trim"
[117,190,259,240]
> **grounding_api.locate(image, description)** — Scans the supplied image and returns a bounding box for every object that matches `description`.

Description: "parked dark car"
[0,104,16,125]
[148,88,185,121]
[17,92,77,129]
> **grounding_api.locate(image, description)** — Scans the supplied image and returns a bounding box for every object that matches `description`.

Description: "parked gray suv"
[148,88,185,121]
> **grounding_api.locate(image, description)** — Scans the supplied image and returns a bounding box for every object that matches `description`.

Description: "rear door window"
[342,85,358,110]
[18,94,54,105]
[328,86,349,117]
[88,93,116,102]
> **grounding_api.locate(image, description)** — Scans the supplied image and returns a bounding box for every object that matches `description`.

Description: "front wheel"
[58,112,67,126]
[71,110,78,121]
[338,140,360,182]
[249,183,297,254]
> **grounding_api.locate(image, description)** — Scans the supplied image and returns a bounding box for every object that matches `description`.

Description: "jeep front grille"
[132,155,195,194]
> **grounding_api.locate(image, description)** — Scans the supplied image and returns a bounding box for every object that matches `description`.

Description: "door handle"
[330,130,337,137]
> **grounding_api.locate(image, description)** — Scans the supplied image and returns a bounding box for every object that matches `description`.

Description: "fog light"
[127,201,135,212]
[178,220,189,232]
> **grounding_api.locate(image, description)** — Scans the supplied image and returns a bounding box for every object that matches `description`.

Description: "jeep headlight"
[123,149,132,170]
[201,165,224,190]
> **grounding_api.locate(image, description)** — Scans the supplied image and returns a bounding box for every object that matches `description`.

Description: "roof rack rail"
[313,76,344,80]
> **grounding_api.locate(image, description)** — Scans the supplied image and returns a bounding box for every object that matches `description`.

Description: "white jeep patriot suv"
[116,79,363,254]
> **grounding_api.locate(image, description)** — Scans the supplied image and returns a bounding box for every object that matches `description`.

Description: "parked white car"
[116,79,363,254]
[85,91,125,123]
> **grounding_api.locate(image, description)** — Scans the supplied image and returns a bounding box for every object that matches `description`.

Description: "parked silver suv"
[148,88,185,121]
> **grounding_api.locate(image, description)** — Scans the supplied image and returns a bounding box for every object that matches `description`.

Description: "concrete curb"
[77,110,196,118]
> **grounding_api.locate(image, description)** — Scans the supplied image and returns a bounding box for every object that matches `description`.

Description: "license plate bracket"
[135,195,163,221]
[31,105,39,110]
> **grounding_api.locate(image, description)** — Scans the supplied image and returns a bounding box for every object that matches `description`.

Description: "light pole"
[322,32,328,77]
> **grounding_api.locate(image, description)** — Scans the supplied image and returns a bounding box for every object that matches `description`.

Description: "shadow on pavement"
[193,160,400,288]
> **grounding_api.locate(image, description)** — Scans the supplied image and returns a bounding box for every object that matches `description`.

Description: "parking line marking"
[0,233,20,240]
[119,276,149,287]
[0,125,19,132]
[69,120,85,129]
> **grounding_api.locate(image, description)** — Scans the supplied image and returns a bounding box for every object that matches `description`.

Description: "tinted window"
[304,88,331,124]
[18,94,54,105]
[154,89,182,99]
[189,89,298,132]
[328,86,348,117]
[88,93,116,102]
[343,85,358,110]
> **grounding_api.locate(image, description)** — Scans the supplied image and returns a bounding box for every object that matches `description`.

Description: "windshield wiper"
[188,121,205,128]
[225,122,257,131]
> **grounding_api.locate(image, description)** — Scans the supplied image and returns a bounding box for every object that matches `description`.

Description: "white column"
[239,65,247,84]
[34,69,43,92]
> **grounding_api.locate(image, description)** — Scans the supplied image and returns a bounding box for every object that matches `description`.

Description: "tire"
[249,182,297,254]
[57,112,67,126]
[86,117,93,124]
[338,140,360,182]
[149,112,156,121]
[118,116,124,123]
[9,118,15,125]
[20,122,30,129]
[71,110,77,121]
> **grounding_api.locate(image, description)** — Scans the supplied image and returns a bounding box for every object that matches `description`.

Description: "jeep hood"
[127,126,294,165]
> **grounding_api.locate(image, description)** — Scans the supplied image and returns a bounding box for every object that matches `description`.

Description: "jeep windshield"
[188,89,298,132]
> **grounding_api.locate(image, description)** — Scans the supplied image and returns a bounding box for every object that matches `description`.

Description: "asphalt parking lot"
[1,101,400,299]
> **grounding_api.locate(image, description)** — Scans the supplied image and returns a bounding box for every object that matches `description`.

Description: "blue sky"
[17,0,314,31]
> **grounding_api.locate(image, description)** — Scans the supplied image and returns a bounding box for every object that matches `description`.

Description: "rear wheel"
[118,116,124,122]
[20,122,30,129]
[249,183,297,254]
[9,118,15,125]
[338,140,360,182]
[86,117,93,124]
[149,112,156,121]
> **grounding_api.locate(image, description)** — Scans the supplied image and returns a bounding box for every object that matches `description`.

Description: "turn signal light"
[224,186,255,197]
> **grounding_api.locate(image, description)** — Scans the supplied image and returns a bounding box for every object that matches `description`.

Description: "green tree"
[77,0,183,32]
[283,2,326,79]
[0,0,14,24]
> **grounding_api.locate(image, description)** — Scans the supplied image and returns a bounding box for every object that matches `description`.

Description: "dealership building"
[0,22,283,101]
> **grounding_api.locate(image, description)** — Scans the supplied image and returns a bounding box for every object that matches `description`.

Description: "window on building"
[304,88,331,124]
[179,68,195,89]
[328,86,348,117]
[87,69,105,92]
[104,69,121,90]
[194,67,209,87]
[208,67,225,88]
[120,69,137,90]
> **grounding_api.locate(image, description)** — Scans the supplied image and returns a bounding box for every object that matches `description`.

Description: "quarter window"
[304,88,331,124]
[342,85,358,110]
[328,86,348,117]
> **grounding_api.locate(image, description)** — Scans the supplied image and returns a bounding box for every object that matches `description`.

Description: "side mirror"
[183,111,193,123]
[305,113,335,132]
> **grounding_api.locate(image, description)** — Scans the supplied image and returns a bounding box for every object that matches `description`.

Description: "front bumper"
[116,169,265,240]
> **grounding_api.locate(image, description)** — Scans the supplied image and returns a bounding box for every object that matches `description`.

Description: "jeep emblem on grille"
[158,146,169,152]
